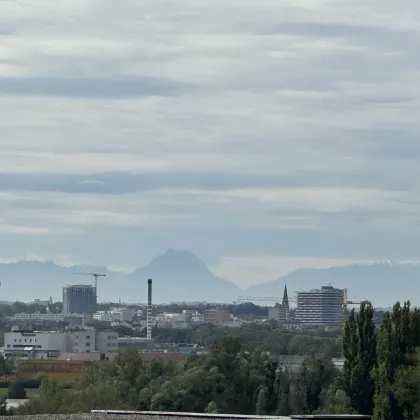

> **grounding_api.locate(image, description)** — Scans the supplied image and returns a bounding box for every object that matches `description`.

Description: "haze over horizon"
[1,0,420,293]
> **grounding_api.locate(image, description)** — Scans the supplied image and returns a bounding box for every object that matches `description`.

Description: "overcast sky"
[1,0,420,287]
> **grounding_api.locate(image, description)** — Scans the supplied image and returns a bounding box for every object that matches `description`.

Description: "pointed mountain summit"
[142,249,207,272]
[128,249,240,303]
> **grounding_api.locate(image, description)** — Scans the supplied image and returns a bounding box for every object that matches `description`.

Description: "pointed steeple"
[282,284,289,310]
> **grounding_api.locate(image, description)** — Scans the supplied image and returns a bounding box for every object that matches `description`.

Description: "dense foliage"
[16,340,341,415]
[340,300,420,419]
[121,322,342,357]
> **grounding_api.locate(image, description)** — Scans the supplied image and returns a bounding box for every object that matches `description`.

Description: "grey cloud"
[0,169,416,195]
[351,129,420,159]
[260,22,415,46]
[0,76,193,99]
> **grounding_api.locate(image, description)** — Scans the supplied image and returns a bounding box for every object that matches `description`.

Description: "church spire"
[282,283,289,309]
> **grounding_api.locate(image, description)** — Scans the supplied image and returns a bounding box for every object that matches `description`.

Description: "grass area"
[0,388,40,399]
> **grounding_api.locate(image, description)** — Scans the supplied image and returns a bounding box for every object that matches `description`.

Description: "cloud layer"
[1,0,420,286]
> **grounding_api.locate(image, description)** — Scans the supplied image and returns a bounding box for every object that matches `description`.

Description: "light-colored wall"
[70,331,96,352]
[95,332,118,353]
[5,332,68,353]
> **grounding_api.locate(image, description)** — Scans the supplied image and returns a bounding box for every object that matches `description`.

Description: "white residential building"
[295,285,344,325]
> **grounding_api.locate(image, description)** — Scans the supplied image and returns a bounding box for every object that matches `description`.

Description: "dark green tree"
[8,381,26,399]
[373,301,420,420]
[341,301,376,415]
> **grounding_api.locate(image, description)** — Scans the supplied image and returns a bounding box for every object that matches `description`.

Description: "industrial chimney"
[147,279,152,340]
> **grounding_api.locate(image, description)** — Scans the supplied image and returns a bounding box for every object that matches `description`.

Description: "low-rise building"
[93,308,134,323]
[118,337,155,351]
[268,304,287,324]
[204,308,231,325]
[8,313,84,323]
[4,329,118,359]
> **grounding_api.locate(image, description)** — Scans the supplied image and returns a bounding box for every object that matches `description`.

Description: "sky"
[1,0,420,288]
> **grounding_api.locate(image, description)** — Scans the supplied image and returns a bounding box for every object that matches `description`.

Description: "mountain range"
[0,250,419,306]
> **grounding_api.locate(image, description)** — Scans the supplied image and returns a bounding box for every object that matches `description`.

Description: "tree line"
[15,340,341,415]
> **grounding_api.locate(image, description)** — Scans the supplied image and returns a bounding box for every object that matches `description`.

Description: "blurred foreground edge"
[91,410,372,419]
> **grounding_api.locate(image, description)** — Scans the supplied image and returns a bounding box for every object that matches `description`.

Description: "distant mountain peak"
[148,249,207,271]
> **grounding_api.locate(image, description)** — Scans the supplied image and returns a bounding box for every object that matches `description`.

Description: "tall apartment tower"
[295,285,344,325]
[62,285,97,316]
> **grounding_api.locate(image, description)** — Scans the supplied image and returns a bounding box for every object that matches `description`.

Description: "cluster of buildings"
[268,285,346,326]
[4,281,352,364]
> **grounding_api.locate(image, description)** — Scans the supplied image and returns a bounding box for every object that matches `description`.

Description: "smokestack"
[147,279,152,340]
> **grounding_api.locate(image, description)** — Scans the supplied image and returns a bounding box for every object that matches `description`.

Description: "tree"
[341,301,376,415]
[0,356,16,377]
[373,302,420,420]
[291,357,337,415]
[393,350,420,420]
[8,381,26,399]
[205,401,220,413]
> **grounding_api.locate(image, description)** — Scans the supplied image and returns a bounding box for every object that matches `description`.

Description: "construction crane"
[342,288,362,311]
[72,272,106,301]
[235,296,297,304]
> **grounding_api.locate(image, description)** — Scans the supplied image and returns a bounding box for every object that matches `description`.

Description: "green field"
[0,388,40,399]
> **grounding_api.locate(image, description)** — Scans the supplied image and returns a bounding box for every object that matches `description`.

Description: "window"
[86,335,90,339]
[86,343,90,347]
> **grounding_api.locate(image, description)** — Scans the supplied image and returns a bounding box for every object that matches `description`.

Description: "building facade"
[93,308,134,323]
[295,285,344,325]
[4,329,118,359]
[63,285,97,316]
[9,313,84,323]
[204,308,231,325]
[268,304,287,324]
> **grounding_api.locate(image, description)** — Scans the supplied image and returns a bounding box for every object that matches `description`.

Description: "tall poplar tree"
[373,301,420,420]
[341,301,376,415]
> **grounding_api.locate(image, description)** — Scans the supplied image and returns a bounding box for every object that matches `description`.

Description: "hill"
[127,249,240,303]
[0,260,127,303]
[1,253,418,306]
[245,261,420,306]
[0,250,240,303]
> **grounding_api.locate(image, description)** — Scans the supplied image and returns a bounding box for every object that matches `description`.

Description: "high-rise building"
[62,285,97,316]
[295,285,344,325]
